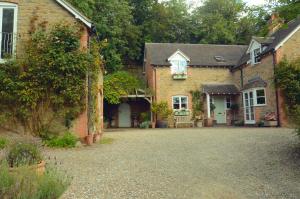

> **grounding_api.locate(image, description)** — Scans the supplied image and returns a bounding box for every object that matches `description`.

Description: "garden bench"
[174,116,194,128]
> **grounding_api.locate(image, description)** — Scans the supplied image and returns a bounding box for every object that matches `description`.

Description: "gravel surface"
[45,128,300,199]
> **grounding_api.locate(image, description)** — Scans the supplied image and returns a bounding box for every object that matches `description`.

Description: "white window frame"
[170,60,188,75]
[255,88,267,106]
[251,47,261,65]
[172,95,188,110]
[0,2,18,62]
[243,87,267,107]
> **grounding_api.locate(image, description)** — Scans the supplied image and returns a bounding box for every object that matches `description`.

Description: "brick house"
[0,0,103,138]
[144,17,300,127]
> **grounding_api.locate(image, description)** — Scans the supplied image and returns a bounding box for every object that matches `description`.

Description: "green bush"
[0,137,8,150]
[139,121,150,129]
[45,133,77,148]
[0,162,70,199]
[151,102,173,120]
[6,143,42,167]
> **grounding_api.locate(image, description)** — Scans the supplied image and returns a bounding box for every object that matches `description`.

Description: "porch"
[202,84,240,126]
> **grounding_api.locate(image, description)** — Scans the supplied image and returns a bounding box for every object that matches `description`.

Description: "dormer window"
[251,48,261,65]
[171,60,187,74]
[168,50,190,80]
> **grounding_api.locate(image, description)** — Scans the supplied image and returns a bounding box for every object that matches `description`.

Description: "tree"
[191,0,268,44]
[268,0,300,22]
[103,71,141,104]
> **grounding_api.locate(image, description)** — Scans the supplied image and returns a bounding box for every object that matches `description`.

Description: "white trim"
[275,24,300,50]
[206,93,211,119]
[243,91,256,124]
[55,0,92,28]
[168,49,190,62]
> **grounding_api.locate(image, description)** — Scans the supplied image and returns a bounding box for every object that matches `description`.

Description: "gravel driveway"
[46,128,300,199]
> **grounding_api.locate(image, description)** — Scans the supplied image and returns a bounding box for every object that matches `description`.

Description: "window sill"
[172,74,187,80]
[173,109,190,116]
[254,104,266,107]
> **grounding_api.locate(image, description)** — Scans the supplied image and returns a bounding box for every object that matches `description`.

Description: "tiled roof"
[145,43,248,67]
[202,84,240,95]
[242,77,267,90]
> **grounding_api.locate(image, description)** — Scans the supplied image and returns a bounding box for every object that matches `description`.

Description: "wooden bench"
[174,116,194,128]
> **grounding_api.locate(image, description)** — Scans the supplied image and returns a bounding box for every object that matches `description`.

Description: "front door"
[243,91,255,124]
[214,96,226,124]
[118,103,131,128]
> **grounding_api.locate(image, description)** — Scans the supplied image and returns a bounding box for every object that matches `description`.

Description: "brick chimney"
[268,12,283,36]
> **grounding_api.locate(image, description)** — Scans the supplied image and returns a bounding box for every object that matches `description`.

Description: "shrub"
[0,162,70,199]
[6,143,42,167]
[151,102,173,120]
[0,137,8,150]
[45,132,77,148]
[139,121,150,129]
[140,112,151,122]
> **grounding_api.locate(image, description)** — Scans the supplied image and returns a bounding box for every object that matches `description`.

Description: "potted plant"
[190,90,204,128]
[230,104,239,125]
[6,142,45,175]
[139,112,151,129]
[264,112,278,127]
[151,102,173,128]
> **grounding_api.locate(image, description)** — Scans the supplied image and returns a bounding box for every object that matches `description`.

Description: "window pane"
[2,9,14,33]
[1,9,14,58]
[257,97,266,105]
[173,104,180,109]
[256,89,265,97]
[173,97,180,104]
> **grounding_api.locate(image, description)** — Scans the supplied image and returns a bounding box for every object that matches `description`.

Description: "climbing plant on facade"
[0,23,98,136]
[275,58,300,136]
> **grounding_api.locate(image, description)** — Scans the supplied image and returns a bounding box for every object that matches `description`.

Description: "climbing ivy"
[275,58,300,136]
[0,24,99,136]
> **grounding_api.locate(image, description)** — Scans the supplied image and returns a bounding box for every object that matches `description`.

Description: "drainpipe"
[272,51,281,127]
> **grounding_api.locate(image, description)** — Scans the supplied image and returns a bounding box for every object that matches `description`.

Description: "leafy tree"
[268,0,300,22]
[103,71,140,104]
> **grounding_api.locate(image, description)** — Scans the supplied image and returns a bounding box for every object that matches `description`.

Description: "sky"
[188,0,266,7]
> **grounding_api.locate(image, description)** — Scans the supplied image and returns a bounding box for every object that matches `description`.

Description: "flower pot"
[156,120,168,128]
[204,119,213,127]
[196,120,203,128]
[264,120,278,127]
[152,122,156,128]
[9,161,46,176]
[93,133,101,143]
[85,134,94,146]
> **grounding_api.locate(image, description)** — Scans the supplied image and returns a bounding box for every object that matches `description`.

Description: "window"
[0,3,17,61]
[256,89,266,105]
[251,48,261,65]
[226,97,231,109]
[243,88,266,107]
[172,96,188,110]
[171,60,187,74]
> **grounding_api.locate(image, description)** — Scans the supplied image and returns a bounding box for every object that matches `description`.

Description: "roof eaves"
[55,0,92,28]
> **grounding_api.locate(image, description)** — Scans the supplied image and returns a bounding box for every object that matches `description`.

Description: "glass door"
[243,91,255,124]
